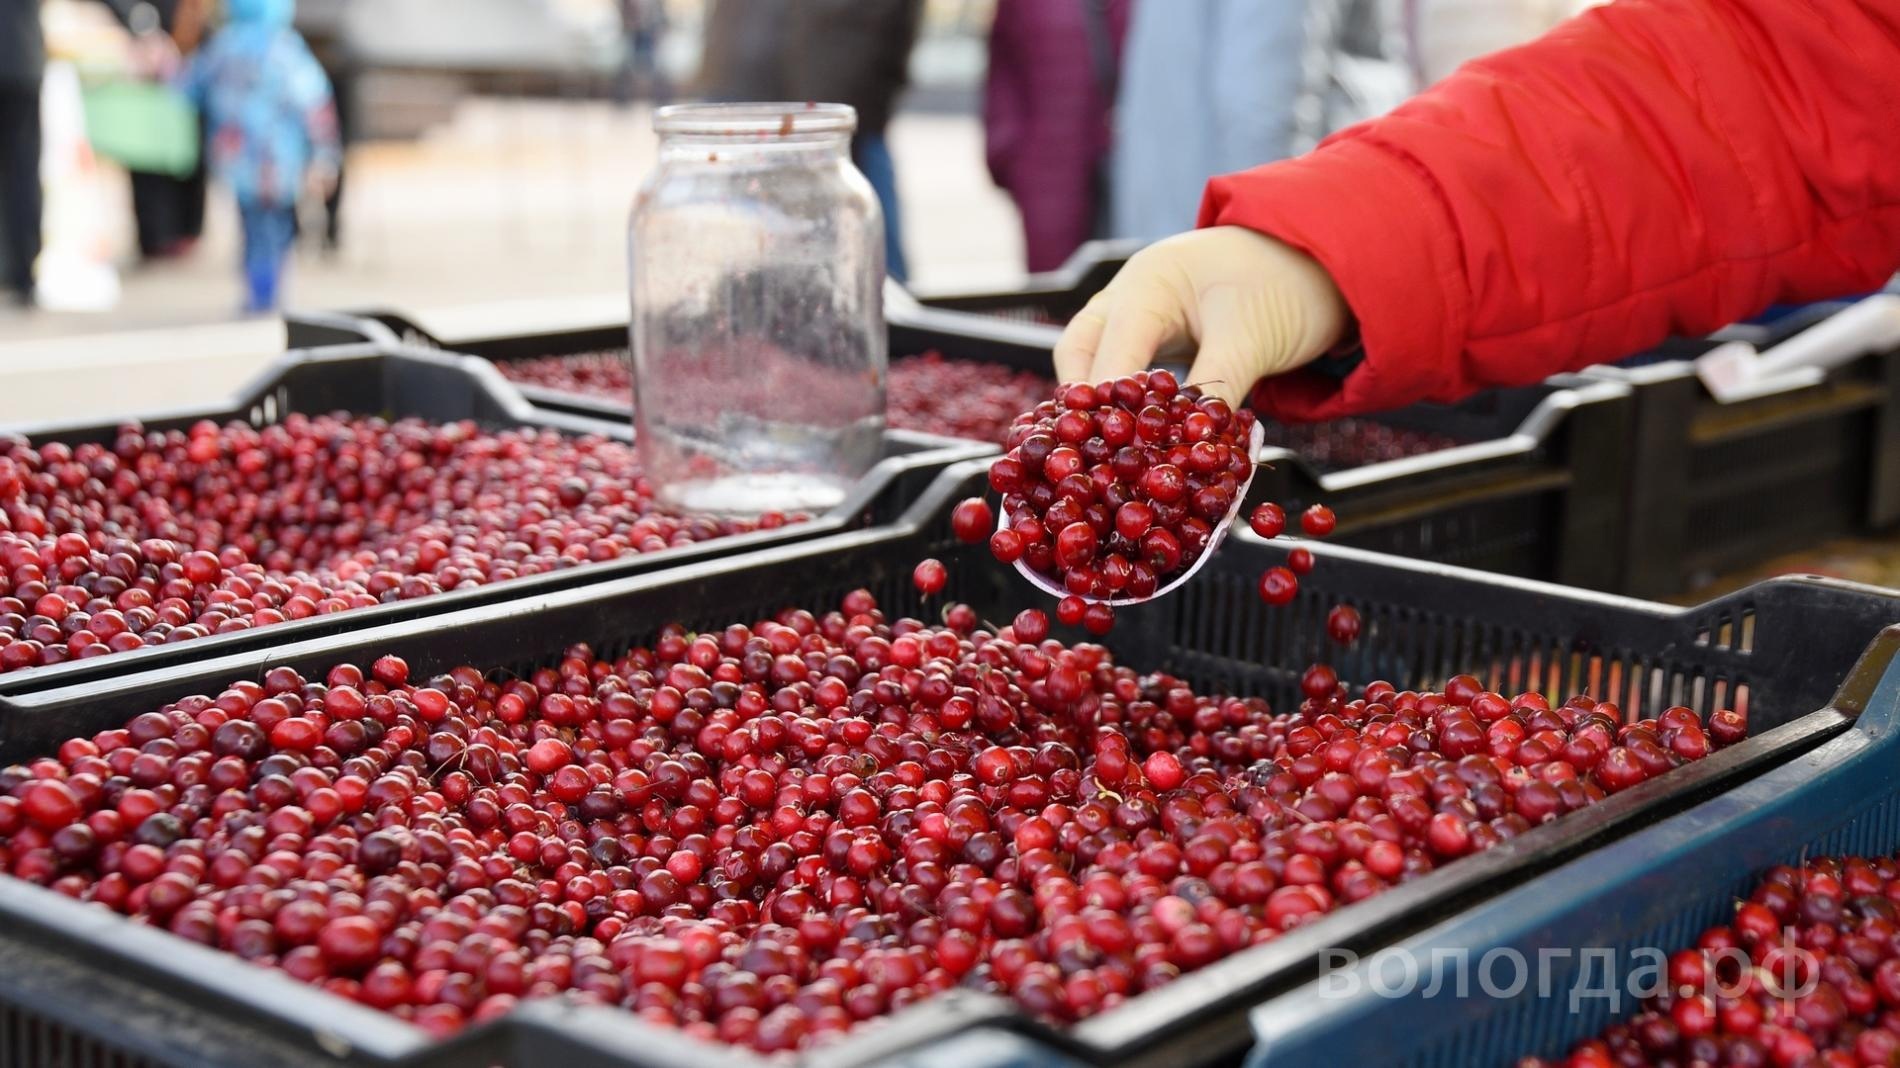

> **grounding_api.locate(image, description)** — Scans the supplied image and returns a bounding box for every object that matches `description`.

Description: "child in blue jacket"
[182,0,338,311]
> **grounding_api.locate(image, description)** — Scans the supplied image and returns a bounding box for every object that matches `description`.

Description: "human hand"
[1054,226,1351,406]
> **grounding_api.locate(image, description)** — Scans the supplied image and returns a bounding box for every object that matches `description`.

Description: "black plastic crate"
[1584,313,1900,599]
[368,301,1063,431]
[1248,375,1636,591]
[1,460,1896,1068]
[905,239,1139,326]
[284,311,402,351]
[0,344,991,701]
[370,299,1641,591]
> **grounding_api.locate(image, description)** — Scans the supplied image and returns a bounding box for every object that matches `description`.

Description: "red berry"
[1300,505,1336,537]
[666,850,703,882]
[1326,605,1361,645]
[989,529,1025,563]
[1055,596,1087,627]
[1143,752,1185,790]
[1258,567,1298,605]
[1300,663,1337,700]
[1054,523,1098,570]
[1115,501,1155,541]
[524,738,573,776]
[1012,609,1050,644]
[317,916,383,972]
[912,559,948,595]
[20,780,81,828]
[1249,503,1286,538]
[951,498,994,543]
[1287,547,1315,575]
[1082,602,1115,636]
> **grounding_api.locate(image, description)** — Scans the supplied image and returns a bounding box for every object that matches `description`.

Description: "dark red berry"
[1249,503,1286,539]
[951,498,994,543]
[1258,567,1298,605]
[1300,505,1336,537]
[912,559,948,596]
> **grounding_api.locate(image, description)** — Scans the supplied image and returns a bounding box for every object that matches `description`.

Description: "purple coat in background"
[984,0,1130,273]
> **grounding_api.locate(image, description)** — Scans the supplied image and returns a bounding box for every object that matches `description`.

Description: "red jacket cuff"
[1198,136,1469,421]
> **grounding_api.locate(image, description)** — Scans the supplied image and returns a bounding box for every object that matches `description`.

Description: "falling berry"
[1326,605,1362,645]
[1301,505,1336,537]
[1012,608,1050,644]
[1258,567,1298,606]
[951,498,995,543]
[912,559,947,595]
[1055,595,1087,627]
[1287,547,1315,575]
[1249,503,1286,539]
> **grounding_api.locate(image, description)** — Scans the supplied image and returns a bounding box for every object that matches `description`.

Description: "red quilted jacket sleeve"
[1200,0,1900,420]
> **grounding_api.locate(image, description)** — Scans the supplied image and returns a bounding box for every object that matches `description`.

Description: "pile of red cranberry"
[987,370,1256,606]
[0,417,782,674]
[0,591,1741,1053]
[1260,417,1464,471]
[884,352,1052,445]
[1522,854,1900,1068]
[495,351,1048,446]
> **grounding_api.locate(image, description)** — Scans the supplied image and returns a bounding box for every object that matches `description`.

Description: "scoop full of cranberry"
[988,370,1258,602]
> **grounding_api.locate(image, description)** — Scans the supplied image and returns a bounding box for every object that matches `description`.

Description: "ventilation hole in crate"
[1734,681,1752,719]
[1713,615,1735,651]
[1739,608,1756,654]
[0,1004,156,1068]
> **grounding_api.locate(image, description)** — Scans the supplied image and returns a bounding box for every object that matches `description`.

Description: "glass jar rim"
[653,102,857,139]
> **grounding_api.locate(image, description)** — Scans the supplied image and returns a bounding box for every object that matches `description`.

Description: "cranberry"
[1325,605,1361,645]
[1258,568,1298,606]
[950,498,994,544]
[1143,753,1184,791]
[20,781,80,828]
[1012,609,1049,644]
[912,560,948,596]
[1249,504,1286,539]
[988,530,1024,563]
[1300,505,1336,537]
[1055,596,1087,628]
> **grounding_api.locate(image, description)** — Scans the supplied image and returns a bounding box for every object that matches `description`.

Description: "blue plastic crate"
[1247,627,1900,1068]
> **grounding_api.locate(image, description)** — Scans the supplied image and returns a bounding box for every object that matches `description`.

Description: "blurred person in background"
[1,0,173,306]
[983,0,1129,273]
[784,0,924,283]
[297,1,354,253]
[696,0,921,280]
[1,0,47,306]
[696,0,789,102]
[616,0,669,107]
[180,0,337,312]
[127,0,210,262]
[1111,0,1411,244]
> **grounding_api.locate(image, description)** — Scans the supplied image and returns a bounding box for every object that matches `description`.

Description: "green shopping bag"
[82,80,200,177]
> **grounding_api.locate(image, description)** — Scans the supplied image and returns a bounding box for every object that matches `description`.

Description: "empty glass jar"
[629,102,887,516]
